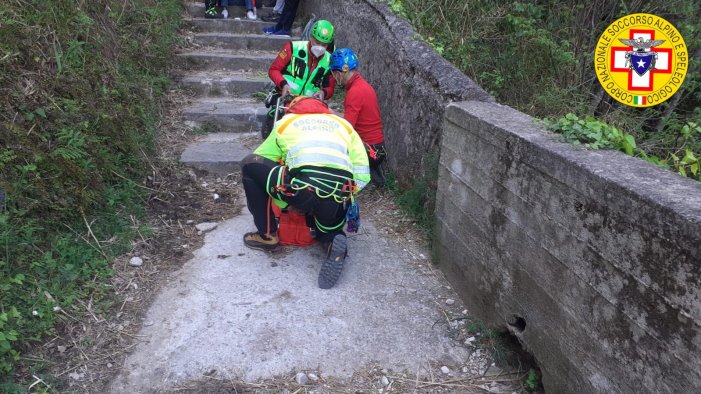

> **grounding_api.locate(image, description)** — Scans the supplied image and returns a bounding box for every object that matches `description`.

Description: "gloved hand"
[313,90,325,100]
[281,84,291,98]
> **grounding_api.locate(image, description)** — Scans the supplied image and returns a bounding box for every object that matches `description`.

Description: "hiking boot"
[204,7,221,19]
[243,232,279,251]
[271,29,290,37]
[318,234,347,289]
[262,12,281,22]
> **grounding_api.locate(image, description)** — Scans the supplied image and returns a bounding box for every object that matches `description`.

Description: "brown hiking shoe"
[243,232,279,252]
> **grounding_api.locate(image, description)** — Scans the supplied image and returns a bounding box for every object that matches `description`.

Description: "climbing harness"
[264,165,360,235]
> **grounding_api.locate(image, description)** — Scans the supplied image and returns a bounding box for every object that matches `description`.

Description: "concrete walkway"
[110,212,471,391]
[110,3,491,392]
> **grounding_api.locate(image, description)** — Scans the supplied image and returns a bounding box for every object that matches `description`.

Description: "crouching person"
[241,96,370,289]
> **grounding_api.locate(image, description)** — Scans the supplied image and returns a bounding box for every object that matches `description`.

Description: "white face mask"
[310,45,326,58]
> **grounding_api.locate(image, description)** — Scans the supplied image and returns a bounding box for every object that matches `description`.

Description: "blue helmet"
[330,48,359,72]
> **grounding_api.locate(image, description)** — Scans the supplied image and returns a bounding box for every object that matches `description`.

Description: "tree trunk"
[590,85,605,116]
[654,46,701,132]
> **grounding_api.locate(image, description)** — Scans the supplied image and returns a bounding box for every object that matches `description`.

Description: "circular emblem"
[594,13,688,107]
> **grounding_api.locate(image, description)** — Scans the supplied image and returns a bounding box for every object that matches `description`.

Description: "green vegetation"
[392,0,701,182]
[457,316,542,390]
[544,114,700,179]
[386,147,440,237]
[525,368,540,391]
[0,0,181,386]
[192,122,222,135]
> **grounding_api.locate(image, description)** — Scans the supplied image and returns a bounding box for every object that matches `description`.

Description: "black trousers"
[366,142,386,170]
[274,0,300,31]
[241,154,347,243]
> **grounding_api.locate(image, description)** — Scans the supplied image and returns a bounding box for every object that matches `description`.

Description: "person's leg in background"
[273,0,299,35]
[245,0,257,19]
[220,0,229,18]
[262,0,284,22]
[367,142,387,187]
[222,0,257,19]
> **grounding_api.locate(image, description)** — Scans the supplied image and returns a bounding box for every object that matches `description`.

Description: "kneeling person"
[241,97,370,289]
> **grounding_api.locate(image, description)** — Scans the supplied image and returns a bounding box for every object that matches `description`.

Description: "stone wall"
[299,1,701,391]
[435,100,701,393]
[300,0,493,184]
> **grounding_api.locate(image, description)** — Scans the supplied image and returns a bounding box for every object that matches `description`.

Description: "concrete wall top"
[446,101,701,225]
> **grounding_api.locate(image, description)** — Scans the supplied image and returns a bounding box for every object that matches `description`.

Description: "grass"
[192,122,222,135]
[0,0,182,387]
[386,147,440,238]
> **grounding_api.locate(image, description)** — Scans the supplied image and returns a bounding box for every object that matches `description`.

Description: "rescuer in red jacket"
[329,48,387,187]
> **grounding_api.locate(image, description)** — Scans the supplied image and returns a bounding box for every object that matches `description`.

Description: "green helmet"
[311,20,335,44]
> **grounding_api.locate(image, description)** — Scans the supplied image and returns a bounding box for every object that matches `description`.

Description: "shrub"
[0,0,181,383]
[543,114,700,180]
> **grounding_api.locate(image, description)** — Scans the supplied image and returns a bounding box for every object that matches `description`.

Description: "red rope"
[365,143,378,160]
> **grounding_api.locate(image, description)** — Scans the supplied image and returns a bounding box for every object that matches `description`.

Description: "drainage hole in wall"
[509,315,527,332]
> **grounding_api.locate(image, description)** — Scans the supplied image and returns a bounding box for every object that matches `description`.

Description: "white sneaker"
[221,8,228,18]
[246,10,256,20]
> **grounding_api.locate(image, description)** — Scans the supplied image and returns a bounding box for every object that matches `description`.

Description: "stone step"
[182,98,268,132]
[177,71,273,97]
[192,32,291,51]
[180,132,260,175]
[183,18,276,34]
[185,2,273,18]
[175,51,277,71]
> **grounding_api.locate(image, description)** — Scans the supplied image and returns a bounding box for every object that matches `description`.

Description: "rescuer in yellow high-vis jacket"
[240,96,370,289]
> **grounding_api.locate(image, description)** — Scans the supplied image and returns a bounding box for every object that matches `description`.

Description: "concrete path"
[110,212,470,391]
[109,3,492,392]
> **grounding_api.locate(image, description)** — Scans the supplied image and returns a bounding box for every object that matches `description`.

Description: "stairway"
[109,7,515,392]
[177,3,281,175]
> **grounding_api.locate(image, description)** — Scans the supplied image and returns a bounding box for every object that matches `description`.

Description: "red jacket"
[268,41,335,100]
[343,73,384,145]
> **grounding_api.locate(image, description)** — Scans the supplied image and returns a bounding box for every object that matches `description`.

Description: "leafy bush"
[542,113,638,154]
[525,368,540,391]
[394,0,701,181]
[0,0,181,382]
[543,114,700,180]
